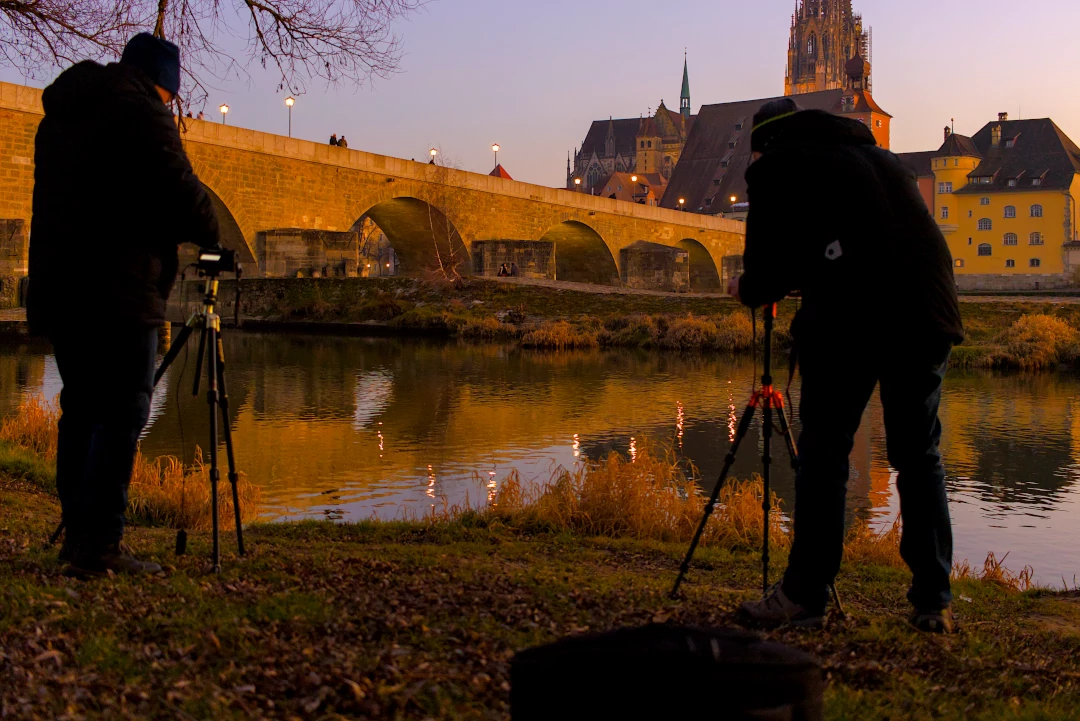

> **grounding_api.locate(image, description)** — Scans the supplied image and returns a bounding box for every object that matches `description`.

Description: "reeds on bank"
[0,395,261,530]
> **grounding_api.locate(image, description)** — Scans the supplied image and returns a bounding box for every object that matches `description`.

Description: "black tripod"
[155,268,245,573]
[671,304,798,598]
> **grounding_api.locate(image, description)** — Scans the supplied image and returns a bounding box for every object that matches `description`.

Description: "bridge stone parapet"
[0,79,745,290]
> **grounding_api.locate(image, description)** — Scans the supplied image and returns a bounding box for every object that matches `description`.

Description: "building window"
[1004,233,1018,246]
[968,210,973,218]
[1006,259,1016,268]
[728,141,737,149]
[1008,179,1017,187]
[968,238,973,245]
[640,141,645,149]
[980,197,991,205]
[1030,258,1042,268]
[807,34,816,56]
[705,197,713,206]
[955,259,965,268]
[1031,204,1043,217]
[978,218,992,231]
[1004,206,1016,218]
[1030,232,1043,245]
[734,122,743,130]
[875,119,882,128]
[978,243,992,256]
[647,141,652,148]
[1005,139,1015,148]
[1032,178,1042,187]
[941,207,949,219]
[938,182,953,194]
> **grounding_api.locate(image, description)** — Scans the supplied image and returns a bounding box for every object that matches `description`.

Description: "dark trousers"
[781,337,954,613]
[51,327,158,550]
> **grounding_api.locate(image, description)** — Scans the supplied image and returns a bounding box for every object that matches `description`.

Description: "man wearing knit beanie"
[732,101,964,634]
[28,33,222,579]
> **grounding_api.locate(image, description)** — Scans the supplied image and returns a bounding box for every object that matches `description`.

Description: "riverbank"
[2,474,1079,719]
[188,276,1080,369]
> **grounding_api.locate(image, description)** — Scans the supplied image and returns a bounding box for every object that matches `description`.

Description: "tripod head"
[196,247,238,277]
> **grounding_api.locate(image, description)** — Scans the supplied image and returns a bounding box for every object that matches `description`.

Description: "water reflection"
[1,334,1079,586]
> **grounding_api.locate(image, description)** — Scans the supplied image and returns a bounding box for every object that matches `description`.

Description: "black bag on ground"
[510,624,823,721]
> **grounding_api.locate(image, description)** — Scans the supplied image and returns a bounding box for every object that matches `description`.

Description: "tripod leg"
[774,393,799,471]
[206,323,221,574]
[154,324,195,387]
[670,395,761,599]
[215,335,245,556]
[762,394,773,595]
[192,325,208,398]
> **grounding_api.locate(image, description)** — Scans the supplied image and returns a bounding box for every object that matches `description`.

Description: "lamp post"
[678,197,686,211]
[729,194,738,216]
[492,143,500,168]
[285,96,295,137]
[574,177,582,193]
[429,147,438,164]
[219,103,229,125]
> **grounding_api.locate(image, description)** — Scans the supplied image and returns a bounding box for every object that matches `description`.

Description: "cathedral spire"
[680,51,691,121]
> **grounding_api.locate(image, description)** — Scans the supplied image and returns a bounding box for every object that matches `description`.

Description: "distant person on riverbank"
[497,264,510,277]
[338,136,348,148]
[329,134,338,146]
[27,33,221,579]
[733,99,964,633]
[510,262,519,277]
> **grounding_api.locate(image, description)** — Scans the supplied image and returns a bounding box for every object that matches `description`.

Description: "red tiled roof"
[489,164,513,180]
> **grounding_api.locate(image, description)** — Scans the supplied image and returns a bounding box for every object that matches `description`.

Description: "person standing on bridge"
[27,33,222,579]
[329,133,338,146]
[338,136,348,149]
[731,98,964,633]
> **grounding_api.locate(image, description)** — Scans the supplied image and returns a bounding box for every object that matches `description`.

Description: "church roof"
[661,89,847,213]
[579,118,640,159]
[681,58,691,100]
[489,164,513,180]
[897,150,936,179]
[955,118,1080,194]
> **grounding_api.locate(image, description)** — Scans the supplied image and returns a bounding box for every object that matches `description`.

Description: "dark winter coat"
[27,61,220,335]
[739,110,964,345]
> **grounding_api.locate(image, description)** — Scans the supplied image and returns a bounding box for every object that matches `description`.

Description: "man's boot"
[909,606,957,634]
[64,541,163,579]
[738,583,825,629]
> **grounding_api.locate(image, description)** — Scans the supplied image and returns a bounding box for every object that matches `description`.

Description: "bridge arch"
[354,196,469,276]
[676,238,722,292]
[202,185,255,267]
[540,220,619,285]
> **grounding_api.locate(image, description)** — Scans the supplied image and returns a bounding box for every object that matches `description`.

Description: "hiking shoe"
[739,584,824,629]
[909,606,958,634]
[64,542,163,579]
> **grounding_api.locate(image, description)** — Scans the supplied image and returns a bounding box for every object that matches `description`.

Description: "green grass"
[2,477,1078,719]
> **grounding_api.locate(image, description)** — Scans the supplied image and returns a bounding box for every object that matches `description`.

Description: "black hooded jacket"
[740,110,964,345]
[27,61,220,335]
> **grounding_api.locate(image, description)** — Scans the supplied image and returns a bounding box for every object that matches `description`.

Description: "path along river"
[2,332,1078,588]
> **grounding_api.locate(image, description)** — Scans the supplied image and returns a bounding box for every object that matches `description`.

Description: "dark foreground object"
[511,625,822,720]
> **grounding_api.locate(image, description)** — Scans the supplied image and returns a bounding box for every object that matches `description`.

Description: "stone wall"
[620,241,689,292]
[471,241,556,279]
[956,274,1074,291]
[0,219,27,276]
[257,229,360,278]
[0,276,23,308]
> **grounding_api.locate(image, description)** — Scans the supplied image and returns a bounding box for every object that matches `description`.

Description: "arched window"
[807,34,816,57]
[1004,206,1016,218]
[1031,204,1044,217]
[647,140,652,148]
[978,218,992,231]
[1003,233,1018,246]
[640,141,645,149]
[977,243,992,256]
[1029,232,1043,246]
[587,165,603,188]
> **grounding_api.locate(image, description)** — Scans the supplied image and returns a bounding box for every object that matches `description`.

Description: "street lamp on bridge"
[492,143,500,168]
[678,197,686,211]
[574,177,582,192]
[429,147,438,164]
[285,96,295,137]
[219,103,229,124]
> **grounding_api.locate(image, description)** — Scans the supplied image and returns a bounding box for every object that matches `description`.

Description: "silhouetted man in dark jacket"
[28,33,221,578]
[734,100,964,633]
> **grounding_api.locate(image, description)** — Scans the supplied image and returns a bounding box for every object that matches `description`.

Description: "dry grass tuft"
[953,551,1034,592]
[489,440,788,551]
[128,448,262,531]
[520,321,599,350]
[659,313,754,352]
[0,395,60,460]
[844,517,904,569]
[1,396,263,530]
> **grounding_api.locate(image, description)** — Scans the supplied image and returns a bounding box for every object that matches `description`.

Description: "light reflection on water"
[2,334,1079,587]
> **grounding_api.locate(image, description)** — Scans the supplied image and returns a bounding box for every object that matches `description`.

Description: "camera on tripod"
[196,247,238,276]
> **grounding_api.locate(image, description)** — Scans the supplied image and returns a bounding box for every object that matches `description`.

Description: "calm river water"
[2,333,1079,587]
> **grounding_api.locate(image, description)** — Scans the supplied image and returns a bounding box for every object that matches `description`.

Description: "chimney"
[944,126,952,142]
[998,112,1009,121]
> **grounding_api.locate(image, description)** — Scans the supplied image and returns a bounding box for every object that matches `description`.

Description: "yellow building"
[926,114,1080,289]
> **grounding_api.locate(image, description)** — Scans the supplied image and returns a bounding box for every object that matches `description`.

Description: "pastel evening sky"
[3,0,1079,188]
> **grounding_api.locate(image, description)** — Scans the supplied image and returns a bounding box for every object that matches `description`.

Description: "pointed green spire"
[680,52,691,120]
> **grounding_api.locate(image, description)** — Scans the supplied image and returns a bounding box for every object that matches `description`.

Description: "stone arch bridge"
[0,80,744,289]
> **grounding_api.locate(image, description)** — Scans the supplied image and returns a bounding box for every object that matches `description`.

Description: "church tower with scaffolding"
[785,0,870,96]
